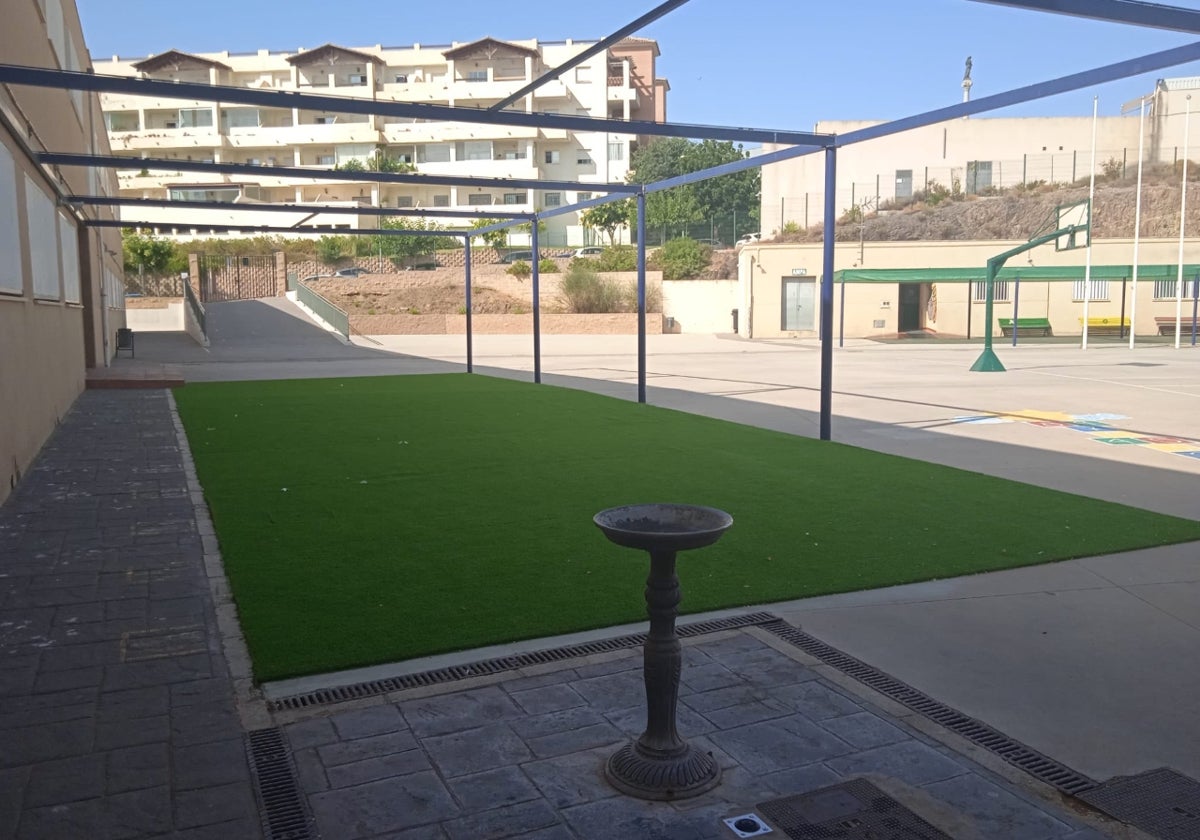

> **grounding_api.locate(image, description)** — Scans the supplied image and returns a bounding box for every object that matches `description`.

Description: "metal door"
[782,278,815,331]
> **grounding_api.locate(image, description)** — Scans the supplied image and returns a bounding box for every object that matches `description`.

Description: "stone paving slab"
[281,632,1118,839]
[0,390,261,839]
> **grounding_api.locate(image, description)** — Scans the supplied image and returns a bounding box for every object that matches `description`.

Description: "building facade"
[2,0,126,504]
[760,78,1200,233]
[93,36,668,245]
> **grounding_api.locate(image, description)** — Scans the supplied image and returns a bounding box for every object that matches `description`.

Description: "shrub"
[559,261,623,313]
[1102,157,1123,180]
[316,236,347,265]
[620,281,663,313]
[506,260,532,280]
[651,237,710,280]
[538,258,559,274]
[594,245,637,272]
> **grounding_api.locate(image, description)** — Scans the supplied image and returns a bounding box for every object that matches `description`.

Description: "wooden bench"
[998,317,1052,337]
[1155,315,1200,335]
[1078,316,1129,336]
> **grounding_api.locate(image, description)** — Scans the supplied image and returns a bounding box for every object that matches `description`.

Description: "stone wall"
[351,313,663,335]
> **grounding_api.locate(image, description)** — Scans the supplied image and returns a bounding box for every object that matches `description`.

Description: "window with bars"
[1071,279,1109,301]
[544,192,562,207]
[972,280,1010,302]
[1153,277,1200,299]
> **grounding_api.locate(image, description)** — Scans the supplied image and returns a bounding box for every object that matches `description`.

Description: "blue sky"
[77,0,1200,131]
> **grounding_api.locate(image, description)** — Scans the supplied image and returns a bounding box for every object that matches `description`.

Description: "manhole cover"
[757,778,952,839]
[1080,767,1200,840]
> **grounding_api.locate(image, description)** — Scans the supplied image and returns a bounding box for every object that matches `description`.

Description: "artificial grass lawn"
[174,374,1200,682]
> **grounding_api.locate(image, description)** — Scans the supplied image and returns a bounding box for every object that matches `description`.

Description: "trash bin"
[731,308,739,333]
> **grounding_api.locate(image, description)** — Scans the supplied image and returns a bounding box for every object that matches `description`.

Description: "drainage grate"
[1079,767,1200,840]
[268,611,778,712]
[757,778,953,839]
[245,727,315,840]
[759,619,1098,796]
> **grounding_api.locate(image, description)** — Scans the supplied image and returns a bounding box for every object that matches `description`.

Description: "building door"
[895,170,913,202]
[782,278,816,331]
[898,283,922,332]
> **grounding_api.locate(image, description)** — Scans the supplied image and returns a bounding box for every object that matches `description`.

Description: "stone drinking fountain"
[593,503,734,801]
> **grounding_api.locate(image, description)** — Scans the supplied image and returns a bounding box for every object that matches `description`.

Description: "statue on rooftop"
[964,56,973,82]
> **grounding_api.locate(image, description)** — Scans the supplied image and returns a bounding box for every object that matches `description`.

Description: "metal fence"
[293,276,349,339]
[776,145,1194,233]
[634,213,762,248]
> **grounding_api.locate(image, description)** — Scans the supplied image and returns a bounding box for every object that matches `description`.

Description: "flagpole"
[1130,97,1147,350]
[1176,94,1191,349]
[1082,96,1098,350]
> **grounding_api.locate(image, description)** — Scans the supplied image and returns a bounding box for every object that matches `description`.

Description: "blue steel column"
[820,147,837,441]
[464,237,474,373]
[637,190,647,404]
[532,218,542,384]
[1012,275,1021,347]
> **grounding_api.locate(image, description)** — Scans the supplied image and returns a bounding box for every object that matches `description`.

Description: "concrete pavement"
[4,304,1199,837]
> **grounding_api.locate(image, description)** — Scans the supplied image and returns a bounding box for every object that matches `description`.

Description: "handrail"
[294,277,349,339]
[183,279,206,336]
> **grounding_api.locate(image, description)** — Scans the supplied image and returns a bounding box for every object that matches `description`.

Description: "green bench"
[998,317,1052,337]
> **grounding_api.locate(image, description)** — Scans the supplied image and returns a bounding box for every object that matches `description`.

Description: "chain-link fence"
[633,213,762,248]
[774,145,1190,233]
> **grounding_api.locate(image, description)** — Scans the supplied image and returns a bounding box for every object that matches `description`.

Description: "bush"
[651,237,710,280]
[506,260,532,280]
[538,258,559,274]
[559,261,623,313]
[620,281,663,313]
[316,236,347,265]
[594,245,637,272]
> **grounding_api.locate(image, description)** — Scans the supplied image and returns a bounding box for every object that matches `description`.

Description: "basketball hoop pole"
[971,225,1087,371]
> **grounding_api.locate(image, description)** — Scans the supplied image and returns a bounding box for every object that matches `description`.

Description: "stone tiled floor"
[280,631,1110,839]
[0,391,261,839]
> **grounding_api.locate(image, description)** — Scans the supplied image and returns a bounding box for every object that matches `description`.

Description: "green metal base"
[969,347,1007,372]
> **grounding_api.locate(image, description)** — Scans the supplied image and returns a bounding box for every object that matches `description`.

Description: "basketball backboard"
[1055,199,1090,251]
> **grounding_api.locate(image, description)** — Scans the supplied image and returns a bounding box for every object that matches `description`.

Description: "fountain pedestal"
[593,503,733,801]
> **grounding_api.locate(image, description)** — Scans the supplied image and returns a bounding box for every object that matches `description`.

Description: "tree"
[372,216,442,261]
[627,138,760,233]
[580,199,633,245]
[469,218,509,256]
[121,228,177,275]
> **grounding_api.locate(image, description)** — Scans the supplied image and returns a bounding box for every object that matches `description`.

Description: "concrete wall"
[125,301,184,331]
[662,280,739,334]
[740,238,1200,340]
[0,0,125,504]
[350,313,661,335]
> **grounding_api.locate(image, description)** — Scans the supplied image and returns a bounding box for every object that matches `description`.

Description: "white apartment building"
[761,77,1200,233]
[93,36,668,245]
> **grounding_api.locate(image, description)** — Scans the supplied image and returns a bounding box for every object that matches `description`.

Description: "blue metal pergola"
[4,0,1200,441]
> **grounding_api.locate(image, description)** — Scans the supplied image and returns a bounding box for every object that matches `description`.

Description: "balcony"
[109,128,224,152]
[287,122,384,145]
[416,158,539,179]
[224,125,298,148]
[531,79,568,100]
[382,123,539,145]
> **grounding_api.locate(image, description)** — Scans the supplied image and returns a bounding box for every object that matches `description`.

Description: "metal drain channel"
[759,619,1099,796]
[268,611,778,712]
[245,727,315,840]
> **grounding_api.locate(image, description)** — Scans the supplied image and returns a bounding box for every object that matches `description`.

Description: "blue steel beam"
[838,40,1200,147]
[40,151,637,194]
[966,0,1200,34]
[84,219,465,236]
[0,64,833,146]
[64,194,533,220]
[641,39,1200,197]
[491,0,691,111]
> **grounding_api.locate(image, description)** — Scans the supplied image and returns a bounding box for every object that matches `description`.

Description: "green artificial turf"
[173,374,1200,682]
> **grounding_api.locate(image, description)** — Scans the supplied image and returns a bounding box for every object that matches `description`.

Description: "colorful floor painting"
[951,410,1200,461]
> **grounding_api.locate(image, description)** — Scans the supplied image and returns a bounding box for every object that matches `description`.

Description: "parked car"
[735,233,762,249]
[335,267,369,278]
[499,250,534,264]
[572,246,605,258]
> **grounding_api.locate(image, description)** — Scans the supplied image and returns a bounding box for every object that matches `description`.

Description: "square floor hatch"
[1079,767,1200,840]
[756,778,952,839]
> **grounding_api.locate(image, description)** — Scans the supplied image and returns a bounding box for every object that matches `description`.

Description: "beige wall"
[760,108,1180,233]
[741,238,1199,340]
[0,0,125,504]
[662,279,739,334]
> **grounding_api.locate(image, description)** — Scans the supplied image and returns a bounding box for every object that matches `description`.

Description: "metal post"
[1192,272,1198,346]
[1072,149,1078,182]
[1176,96,1192,349]
[464,237,473,373]
[637,190,647,404]
[1082,97,1099,351]
[532,218,541,383]
[820,147,837,441]
[839,276,845,348]
[1120,279,1127,340]
[970,258,1006,371]
[780,196,784,232]
[1012,275,1020,347]
[1022,153,1027,186]
[1131,97,1147,349]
